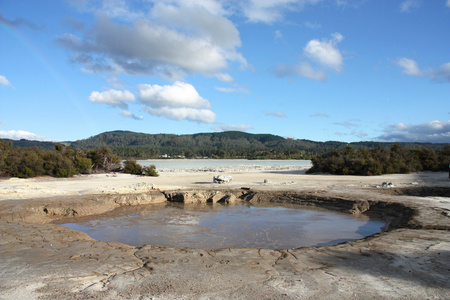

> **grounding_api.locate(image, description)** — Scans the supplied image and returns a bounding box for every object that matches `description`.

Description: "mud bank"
[0,173,449,299]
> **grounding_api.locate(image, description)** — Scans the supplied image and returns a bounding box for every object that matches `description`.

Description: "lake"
[136,159,312,171]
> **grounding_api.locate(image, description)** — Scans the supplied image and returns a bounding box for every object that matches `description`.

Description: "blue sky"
[1,0,449,143]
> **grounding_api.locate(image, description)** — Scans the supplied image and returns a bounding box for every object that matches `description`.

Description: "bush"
[143,165,159,177]
[123,160,159,177]
[307,144,450,176]
[123,160,143,175]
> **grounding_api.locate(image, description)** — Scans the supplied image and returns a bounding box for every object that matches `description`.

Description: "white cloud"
[138,81,210,109]
[0,75,13,87]
[395,58,450,82]
[304,21,321,29]
[274,61,327,81]
[447,0,450,8]
[266,111,287,118]
[274,33,344,81]
[57,3,246,79]
[241,0,322,23]
[214,86,249,93]
[377,120,450,143]
[120,110,142,120]
[311,113,329,118]
[303,33,344,72]
[89,89,135,109]
[138,81,216,123]
[274,30,283,40]
[215,73,234,83]
[400,0,421,12]
[433,62,450,82]
[212,123,253,132]
[293,61,328,81]
[0,130,54,141]
[395,57,423,76]
[145,107,216,123]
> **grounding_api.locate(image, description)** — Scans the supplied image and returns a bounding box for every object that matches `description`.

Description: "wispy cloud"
[395,58,450,82]
[120,110,142,120]
[241,0,323,24]
[0,75,13,87]
[214,86,249,93]
[303,21,321,29]
[400,0,421,13]
[311,113,329,118]
[265,111,287,118]
[0,14,43,30]
[376,120,450,143]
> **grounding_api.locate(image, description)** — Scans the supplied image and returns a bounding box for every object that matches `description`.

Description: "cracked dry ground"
[0,187,449,299]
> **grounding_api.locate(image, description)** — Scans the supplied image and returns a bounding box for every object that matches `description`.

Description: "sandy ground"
[0,166,449,299]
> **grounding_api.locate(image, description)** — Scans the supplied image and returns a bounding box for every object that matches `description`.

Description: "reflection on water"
[60,203,385,250]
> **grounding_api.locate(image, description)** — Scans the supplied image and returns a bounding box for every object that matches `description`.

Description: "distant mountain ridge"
[4,130,448,159]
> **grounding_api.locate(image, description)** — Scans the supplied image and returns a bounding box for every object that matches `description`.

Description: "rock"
[219,194,236,204]
[209,191,225,203]
[213,175,233,184]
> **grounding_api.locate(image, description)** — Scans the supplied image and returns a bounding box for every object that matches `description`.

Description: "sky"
[0,0,449,143]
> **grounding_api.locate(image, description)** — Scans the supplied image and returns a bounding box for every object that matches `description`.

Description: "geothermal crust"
[0,169,449,299]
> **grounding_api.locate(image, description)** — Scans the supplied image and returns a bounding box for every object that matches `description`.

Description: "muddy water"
[60,203,385,249]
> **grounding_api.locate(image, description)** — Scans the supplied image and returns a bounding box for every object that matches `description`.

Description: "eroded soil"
[0,173,449,299]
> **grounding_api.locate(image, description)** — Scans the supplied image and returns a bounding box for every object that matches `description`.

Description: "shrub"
[143,165,159,177]
[123,160,143,175]
[123,160,159,177]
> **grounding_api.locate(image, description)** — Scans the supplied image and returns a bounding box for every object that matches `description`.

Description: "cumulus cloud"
[212,123,253,132]
[377,120,450,143]
[138,81,216,123]
[395,58,423,76]
[57,3,246,79]
[0,75,13,87]
[273,33,344,81]
[265,111,287,118]
[89,89,135,109]
[304,32,344,72]
[0,130,54,141]
[400,0,421,12]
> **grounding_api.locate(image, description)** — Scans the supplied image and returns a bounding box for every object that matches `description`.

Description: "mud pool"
[59,203,385,249]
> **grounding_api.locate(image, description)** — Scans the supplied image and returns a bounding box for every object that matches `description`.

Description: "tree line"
[69,130,448,160]
[0,139,121,178]
[307,144,450,176]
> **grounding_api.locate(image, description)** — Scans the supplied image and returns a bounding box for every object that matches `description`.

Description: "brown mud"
[0,173,449,299]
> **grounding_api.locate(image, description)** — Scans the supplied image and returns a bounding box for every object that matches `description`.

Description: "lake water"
[136,159,312,171]
[61,202,385,250]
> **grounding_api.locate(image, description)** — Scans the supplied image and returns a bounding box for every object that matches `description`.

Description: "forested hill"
[66,130,448,159]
